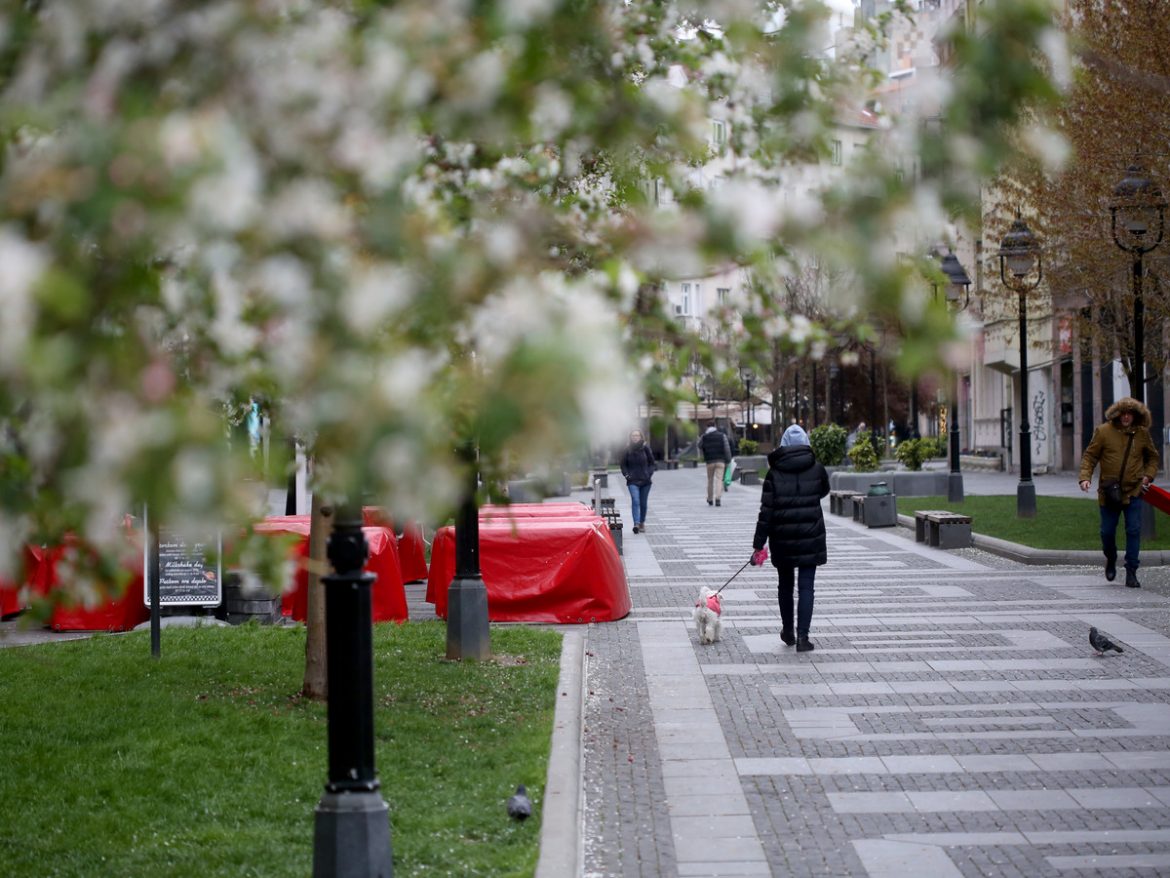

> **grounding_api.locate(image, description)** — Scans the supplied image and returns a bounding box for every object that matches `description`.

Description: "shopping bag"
[1144,483,1170,516]
[723,459,736,488]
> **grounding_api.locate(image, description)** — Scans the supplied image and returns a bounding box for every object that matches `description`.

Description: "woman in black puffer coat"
[620,429,656,533]
[751,424,830,652]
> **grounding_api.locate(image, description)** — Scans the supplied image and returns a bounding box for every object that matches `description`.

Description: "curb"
[893,513,1170,566]
[535,627,585,878]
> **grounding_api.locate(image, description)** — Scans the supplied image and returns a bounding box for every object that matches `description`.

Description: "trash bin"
[863,482,897,528]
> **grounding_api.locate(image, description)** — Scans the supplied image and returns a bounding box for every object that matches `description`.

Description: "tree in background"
[0,1,1066,607]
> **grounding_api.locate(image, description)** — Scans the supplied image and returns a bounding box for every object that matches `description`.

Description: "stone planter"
[830,471,948,497]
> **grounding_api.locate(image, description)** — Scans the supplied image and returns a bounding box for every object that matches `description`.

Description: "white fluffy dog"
[693,586,723,645]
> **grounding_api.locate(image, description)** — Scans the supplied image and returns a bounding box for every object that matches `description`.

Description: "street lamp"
[935,250,972,502]
[998,217,1043,518]
[1110,163,1166,403]
[740,367,754,439]
[313,503,394,876]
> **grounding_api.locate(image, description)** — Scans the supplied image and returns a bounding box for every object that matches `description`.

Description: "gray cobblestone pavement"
[582,466,1170,878]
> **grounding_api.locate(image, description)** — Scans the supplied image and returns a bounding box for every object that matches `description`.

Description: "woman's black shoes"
[796,637,815,653]
[631,525,639,534]
[780,629,795,647]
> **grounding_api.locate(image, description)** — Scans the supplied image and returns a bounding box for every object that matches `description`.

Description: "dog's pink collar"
[697,593,722,614]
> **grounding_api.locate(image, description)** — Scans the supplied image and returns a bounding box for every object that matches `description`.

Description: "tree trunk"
[302,492,333,700]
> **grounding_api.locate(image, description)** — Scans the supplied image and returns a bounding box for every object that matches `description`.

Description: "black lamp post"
[1110,164,1165,540]
[448,442,490,660]
[935,250,972,503]
[313,503,394,876]
[998,217,1043,518]
[740,367,754,439]
[1110,164,1166,403]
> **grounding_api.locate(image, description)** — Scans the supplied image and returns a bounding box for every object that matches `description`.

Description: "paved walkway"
[581,466,1170,878]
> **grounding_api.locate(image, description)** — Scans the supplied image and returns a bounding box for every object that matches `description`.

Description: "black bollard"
[446,444,490,660]
[312,502,394,877]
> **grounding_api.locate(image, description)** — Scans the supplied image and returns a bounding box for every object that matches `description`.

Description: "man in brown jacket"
[1079,397,1161,587]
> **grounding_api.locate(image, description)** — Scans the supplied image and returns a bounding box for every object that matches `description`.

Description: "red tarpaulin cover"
[1144,484,1170,515]
[427,505,629,624]
[254,516,408,623]
[32,537,150,632]
[362,508,428,583]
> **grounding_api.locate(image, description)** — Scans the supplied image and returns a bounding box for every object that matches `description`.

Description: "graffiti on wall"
[1033,389,1047,461]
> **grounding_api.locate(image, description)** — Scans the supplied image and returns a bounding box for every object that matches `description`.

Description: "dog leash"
[713,558,753,596]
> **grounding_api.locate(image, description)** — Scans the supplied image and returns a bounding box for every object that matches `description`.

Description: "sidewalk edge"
[535,627,586,878]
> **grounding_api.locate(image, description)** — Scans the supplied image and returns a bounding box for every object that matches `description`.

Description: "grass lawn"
[0,621,562,878]
[897,495,1170,551]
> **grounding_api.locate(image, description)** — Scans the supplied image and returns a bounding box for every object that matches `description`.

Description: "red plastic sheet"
[362,508,428,583]
[1145,484,1170,515]
[31,537,150,632]
[427,505,629,624]
[254,516,408,623]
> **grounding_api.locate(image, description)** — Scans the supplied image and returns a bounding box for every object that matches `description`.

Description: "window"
[712,120,727,147]
[831,139,842,166]
[681,283,691,316]
[717,287,730,306]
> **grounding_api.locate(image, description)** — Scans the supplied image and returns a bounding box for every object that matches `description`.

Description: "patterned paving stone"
[582,467,1170,877]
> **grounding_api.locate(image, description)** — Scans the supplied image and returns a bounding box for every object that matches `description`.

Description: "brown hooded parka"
[1078,397,1160,507]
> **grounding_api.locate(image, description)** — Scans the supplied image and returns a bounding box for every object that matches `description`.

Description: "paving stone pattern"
[582,467,1170,878]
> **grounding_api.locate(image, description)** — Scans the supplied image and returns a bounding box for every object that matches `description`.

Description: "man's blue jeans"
[1100,496,1144,571]
[628,483,651,526]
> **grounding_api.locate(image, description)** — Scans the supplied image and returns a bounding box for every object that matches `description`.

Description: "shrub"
[809,424,847,466]
[847,430,880,472]
[922,436,947,459]
[893,438,928,471]
[738,438,759,455]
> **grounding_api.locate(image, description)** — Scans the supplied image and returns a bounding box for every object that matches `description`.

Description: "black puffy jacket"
[751,445,830,567]
[700,429,731,463]
[620,442,656,486]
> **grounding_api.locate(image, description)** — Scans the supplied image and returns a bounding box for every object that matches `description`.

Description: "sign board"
[145,527,222,607]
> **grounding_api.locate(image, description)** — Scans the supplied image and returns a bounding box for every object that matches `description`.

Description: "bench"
[914,510,973,549]
[830,490,863,516]
[739,469,760,486]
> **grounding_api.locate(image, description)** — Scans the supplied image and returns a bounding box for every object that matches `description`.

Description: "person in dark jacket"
[700,422,732,506]
[1078,396,1160,587]
[620,429,656,533]
[750,423,830,652]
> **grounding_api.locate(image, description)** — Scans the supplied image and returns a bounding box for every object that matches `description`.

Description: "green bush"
[894,438,929,471]
[809,424,847,466]
[922,436,946,459]
[847,430,880,471]
[739,438,759,455]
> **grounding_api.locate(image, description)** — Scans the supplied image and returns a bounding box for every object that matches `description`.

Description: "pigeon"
[1089,626,1124,656]
[507,784,533,820]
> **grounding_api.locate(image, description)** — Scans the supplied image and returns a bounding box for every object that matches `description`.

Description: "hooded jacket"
[620,440,656,486]
[752,444,831,567]
[1079,397,1160,507]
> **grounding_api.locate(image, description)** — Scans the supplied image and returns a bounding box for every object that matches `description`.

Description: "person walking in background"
[620,429,656,534]
[750,423,830,652]
[700,421,732,506]
[1078,397,1160,588]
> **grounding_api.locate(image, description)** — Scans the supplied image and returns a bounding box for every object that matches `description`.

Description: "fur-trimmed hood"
[1105,397,1152,428]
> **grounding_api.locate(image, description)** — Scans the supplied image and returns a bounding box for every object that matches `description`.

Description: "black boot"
[796,636,815,653]
[1126,569,1141,588]
[780,628,795,647]
[1105,555,1117,582]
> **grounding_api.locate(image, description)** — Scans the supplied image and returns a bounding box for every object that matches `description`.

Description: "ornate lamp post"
[1110,164,1166,404]
[1110,164,1165,540]
[313,503,394,876]
[448,441,490,660]
[740,367,754,439]
[935,250,972,503]
[998,217,1043,518]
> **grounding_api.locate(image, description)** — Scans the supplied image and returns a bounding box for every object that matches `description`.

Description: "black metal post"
[1133,254,1145,403]
[811,362,818,428]
[313,502,394,877]
[447,447,490,660]
[869,348,879,456]
[1017,289,1036,517]
[910,383,919,440]
[948,377,964,502]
